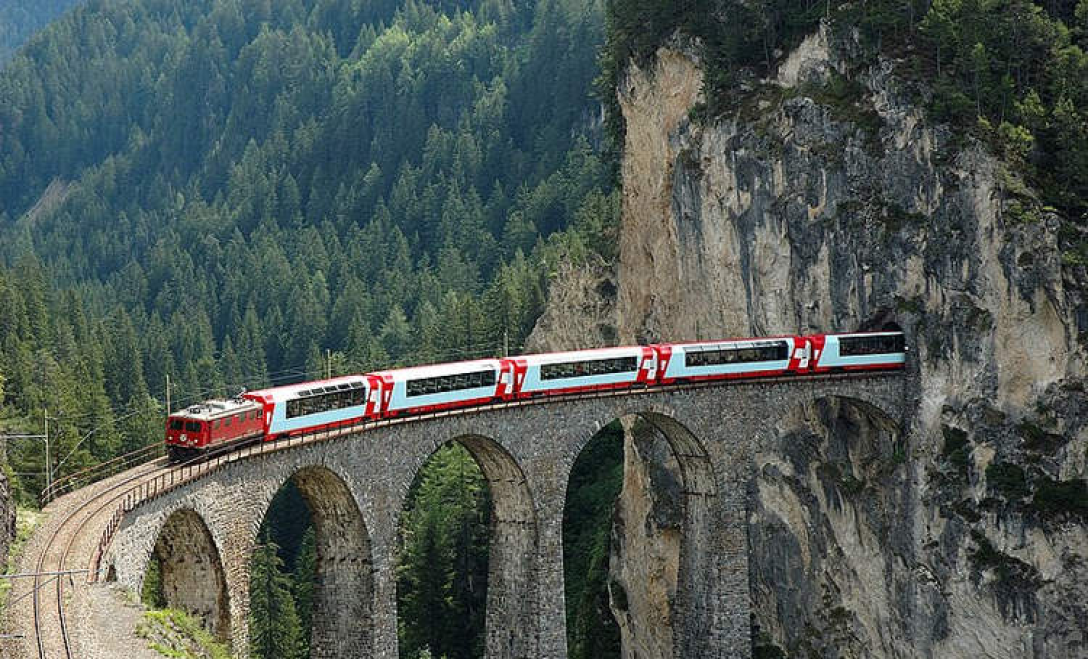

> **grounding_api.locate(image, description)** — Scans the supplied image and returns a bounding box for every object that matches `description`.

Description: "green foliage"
[0,0,617,505]
[0,507,44,610]
[0,259,166,503]
[142,553,166,609]
[563,421,623,659]
[249,534,304,659]
[136,609,232,659]
[1031,477,1088,519]
[293,527,316,654]
[968,529,1042,598]
[985,461,1029,500]
[397,442,491,659]
[941,424,971,476]
[0,0,82,65]
[753,631,787,659]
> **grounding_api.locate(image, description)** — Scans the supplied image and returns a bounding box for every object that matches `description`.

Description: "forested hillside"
[0,0,615,492]
[0,0,619,656]
[0,0,82,65]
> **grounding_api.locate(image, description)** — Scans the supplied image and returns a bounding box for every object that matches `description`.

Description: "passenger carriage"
[369,358,512,417]
[244,375,378,441]
[655,336,806,384]
[811,331,907,372]
[510,346,656,398]
[164,331,908,462]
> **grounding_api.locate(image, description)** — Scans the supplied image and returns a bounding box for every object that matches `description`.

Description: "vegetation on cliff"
[603,0,1088,221]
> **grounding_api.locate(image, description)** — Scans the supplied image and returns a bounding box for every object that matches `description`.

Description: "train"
[164,330,906,462]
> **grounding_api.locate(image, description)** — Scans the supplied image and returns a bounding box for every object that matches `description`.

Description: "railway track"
[16,459,170,659]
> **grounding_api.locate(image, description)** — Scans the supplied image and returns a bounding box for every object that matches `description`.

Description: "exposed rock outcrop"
[532,22,1088,659]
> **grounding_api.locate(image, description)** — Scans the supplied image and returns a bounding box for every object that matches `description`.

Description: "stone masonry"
[104,372,913,658]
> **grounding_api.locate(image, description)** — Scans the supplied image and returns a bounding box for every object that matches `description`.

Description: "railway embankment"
[2,460,168,659]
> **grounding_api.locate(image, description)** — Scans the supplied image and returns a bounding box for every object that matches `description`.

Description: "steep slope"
[531,11,1088,659]
[0,0,616,495]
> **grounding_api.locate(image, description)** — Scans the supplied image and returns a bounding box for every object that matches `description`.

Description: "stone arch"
[256,464,374,659]
[400,433,538,659]
[148,508,231,640]
[567,405,720,658]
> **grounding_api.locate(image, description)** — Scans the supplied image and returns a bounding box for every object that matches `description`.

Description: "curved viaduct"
[103,372,913,658]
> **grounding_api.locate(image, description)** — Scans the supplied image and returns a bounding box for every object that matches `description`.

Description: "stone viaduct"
[103,372,913,658]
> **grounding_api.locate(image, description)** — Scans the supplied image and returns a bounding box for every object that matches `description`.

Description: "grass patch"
[136,609,231,659]
[817,462,866,496]
[0,507,45,609]
[1017,420,1066,454]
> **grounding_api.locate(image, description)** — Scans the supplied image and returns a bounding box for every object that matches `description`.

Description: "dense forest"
[0,0,83,65]
[0,0,616,495]
[0,0,621,656]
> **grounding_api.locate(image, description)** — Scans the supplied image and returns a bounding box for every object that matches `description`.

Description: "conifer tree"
[293,526,316,654]
[249,533,304,659]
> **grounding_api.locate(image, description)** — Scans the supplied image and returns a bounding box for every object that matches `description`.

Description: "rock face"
[532,23,1088,659]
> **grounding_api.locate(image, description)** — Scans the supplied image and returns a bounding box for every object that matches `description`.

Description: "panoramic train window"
[838,334,905,356]
[684,341,789,367]
[406,370,498,397]
[286,381,370,419]
[539,356,638,380]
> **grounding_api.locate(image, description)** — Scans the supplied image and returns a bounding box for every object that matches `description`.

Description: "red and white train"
[164,331,906,462]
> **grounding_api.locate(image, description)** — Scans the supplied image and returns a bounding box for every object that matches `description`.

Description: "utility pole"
[43,409,51,496]
[503,328,509,358]
[326,349,332,379]
[165,373,171,415]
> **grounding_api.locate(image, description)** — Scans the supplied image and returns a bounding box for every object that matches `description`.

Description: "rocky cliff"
[533,22,1088,659]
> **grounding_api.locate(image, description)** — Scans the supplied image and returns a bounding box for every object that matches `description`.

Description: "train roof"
[370,358,503,380]
[246,375,369,404]
[827,331,904,338]
[170,397,262,421]
[513,345,648,364]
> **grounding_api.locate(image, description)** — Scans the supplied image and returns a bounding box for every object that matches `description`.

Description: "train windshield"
[169,419,184,431]
[184,421,202,433]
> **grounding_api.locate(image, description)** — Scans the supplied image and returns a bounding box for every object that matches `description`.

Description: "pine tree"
[249,534,304,659]
[293,526,316,654]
